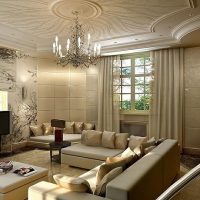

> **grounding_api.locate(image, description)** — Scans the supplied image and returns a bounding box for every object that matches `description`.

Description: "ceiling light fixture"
[53,11,101,68]
[0,47,28,64]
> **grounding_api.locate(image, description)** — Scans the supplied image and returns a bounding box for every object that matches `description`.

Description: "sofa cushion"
[42,123,53,135]
[102,131,115,149]
[74,122,84,134]
[94,167,123,197]
[81,130,87,144]
[64,122,75,134]
[61,143,123,161]
[85,130,102,147]
[128,135,147,150]
[96,160,128,185]
[53,174,92,193]
[140,137,156,155]
[115,133,129,149]
[30,125,43,136]
[29,134,81,143]
[84,123,95,130]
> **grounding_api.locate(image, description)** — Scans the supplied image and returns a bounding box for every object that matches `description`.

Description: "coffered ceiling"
[0,0,199,54]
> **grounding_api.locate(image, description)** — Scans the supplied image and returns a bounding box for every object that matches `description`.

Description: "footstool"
[0,161,48,200]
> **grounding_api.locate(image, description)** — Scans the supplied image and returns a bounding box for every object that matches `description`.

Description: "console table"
[49,141,71,163]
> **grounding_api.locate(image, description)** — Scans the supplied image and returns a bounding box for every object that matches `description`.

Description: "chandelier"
[0,47,28,64]
[52,11,101,68]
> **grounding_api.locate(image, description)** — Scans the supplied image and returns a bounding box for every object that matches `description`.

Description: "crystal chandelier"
[53,11,101,68]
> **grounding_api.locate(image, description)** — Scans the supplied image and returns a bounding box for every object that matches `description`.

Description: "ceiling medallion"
[0,47,28,64]
[52,11,101,68]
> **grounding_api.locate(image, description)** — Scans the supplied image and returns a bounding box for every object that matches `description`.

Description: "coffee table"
[0,161,48,200]
[49,141,71,163]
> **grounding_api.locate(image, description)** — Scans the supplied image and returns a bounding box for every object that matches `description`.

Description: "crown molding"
[172,15,200,40]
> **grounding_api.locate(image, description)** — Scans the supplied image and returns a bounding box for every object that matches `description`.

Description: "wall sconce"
[22,86,27,100]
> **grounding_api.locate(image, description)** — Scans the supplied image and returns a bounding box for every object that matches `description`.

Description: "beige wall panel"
[185,66,200,88]
[70,73,86,86]
[54,110,70,121]
[55,85,69,97]
[86,75,98,90]
[38,98,54,110]
[37,111,54,124]
[38,85,54,98]
[86,106,98,122]
[55,98,69,110]
[70,110,86,121]
[69,67,87,73]
[38,72,54,85]
[185,88,200,108]
[185,108,200,128]
[54,73,69,85]
[185,48,200,67]
[70,86,86,97]
[185,128,200,148]
[86,91,97,106]
[70,98,86,109]
[86,65,98,75]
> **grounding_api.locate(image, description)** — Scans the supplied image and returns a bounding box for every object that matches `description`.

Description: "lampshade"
[51,119,65,128]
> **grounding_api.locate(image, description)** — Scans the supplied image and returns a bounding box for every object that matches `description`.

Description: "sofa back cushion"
[128,135,147,150]
[83,123,95,130]
[84,130,102,147]
[30,125,43,136]
[42,123,53,135]
[102,131,115,149]
[94,167,123,197]
[115,133,129,149]
[63,122,75,134]
[74,122,84,134]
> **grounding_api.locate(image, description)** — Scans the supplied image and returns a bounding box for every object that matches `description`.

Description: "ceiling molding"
[172,15,200,40]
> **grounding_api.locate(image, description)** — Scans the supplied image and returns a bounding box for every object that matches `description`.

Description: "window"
[113,53,152,112]
[0,91,8,111]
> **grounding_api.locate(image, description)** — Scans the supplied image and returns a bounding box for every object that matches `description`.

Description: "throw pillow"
[53,174,92,193]
[144,145,156,154]
[96,160,127,185]
[74,122,84,134]
[121,147,135,157]
[128,135,147,150]
[42,123,53,135]
[106,154,138,169]
[115,133,129,149]
[94,167,123,197]
[102,131,115,149]
[81,130,87,144]
[83,123,95,130]
[140,137,156,155]
[63,122,75,134]
[85,130,102,147]
[30,125,43,136]
[155,138,165,146]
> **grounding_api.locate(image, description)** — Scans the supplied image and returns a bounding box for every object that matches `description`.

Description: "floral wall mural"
[0,57,37,147]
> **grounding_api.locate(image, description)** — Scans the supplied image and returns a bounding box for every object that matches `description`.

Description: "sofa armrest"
[28,181,111,200]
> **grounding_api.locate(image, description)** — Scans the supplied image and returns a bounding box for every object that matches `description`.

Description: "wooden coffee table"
[49,141,71,163]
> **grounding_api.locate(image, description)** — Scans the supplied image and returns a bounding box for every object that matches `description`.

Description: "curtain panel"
[97,56,120,132]
[149,48,184,147]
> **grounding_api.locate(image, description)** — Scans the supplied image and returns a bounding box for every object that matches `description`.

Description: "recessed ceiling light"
[114,41,118,44]
[135,39,138,41]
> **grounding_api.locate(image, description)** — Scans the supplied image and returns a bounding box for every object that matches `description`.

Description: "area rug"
[181,154,200,170]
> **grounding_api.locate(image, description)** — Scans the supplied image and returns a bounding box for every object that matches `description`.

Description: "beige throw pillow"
[83,123,95,130]
[81,130,87,144]
[144,145,156,154]
[42,123,53,135]
[121,147,135,157]
[53,174,92,193]
[74,122,84,134]
[102,131,115,149]
[94,167,123,197]
[85,130,102,146]
[140,137,156,155]
[30,125,43,136]
[115,133,129,149]
[128,135,147,150]
[96,160,127,185]
[63,122,75,134]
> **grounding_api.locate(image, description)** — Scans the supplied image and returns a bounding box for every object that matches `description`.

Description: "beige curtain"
[149,48,184,146]
[97,56,120,132]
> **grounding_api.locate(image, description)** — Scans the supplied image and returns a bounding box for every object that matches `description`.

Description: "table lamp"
[51,119,65,143]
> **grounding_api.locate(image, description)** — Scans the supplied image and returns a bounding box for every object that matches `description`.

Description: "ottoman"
[0,161,48,200]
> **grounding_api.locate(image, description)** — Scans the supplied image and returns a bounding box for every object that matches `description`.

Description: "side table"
[49,141,71,163]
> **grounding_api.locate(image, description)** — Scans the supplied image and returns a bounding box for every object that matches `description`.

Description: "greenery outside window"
[113,52,152,113]
[0,91,8,111]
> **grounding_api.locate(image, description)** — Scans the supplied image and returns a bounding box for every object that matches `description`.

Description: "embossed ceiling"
[0,0,199,54]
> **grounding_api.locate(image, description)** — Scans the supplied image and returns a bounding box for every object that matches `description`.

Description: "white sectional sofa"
[28,139,180,200]
[27,121,95,148]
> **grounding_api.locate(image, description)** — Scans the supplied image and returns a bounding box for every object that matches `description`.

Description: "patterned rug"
[181,154,200,170]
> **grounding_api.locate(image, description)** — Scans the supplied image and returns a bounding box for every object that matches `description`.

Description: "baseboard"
[183,147,200,156]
